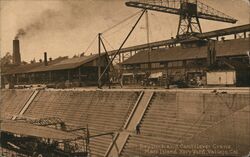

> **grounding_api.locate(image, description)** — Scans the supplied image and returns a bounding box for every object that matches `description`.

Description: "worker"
[136,123,141,134]
[109,77,113,89]
[120,75,123,88]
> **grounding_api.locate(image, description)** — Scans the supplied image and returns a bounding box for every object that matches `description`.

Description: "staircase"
[120,92,214,157]
[106,91,154,157]
[12,90,39,120]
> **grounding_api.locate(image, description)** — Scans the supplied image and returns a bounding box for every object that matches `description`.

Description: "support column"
[165,62,169,89]
[67,70,70,81]
[119,53,121,63]
[16,74,19,85]
[122,53,124,62]
[78,67,81,82]
[49,71,52,83]
[29,74,32,84]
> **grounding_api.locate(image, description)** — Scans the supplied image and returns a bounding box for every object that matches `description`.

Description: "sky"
[0,0,249,62]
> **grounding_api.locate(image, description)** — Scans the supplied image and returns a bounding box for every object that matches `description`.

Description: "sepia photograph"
[0,0,250,156]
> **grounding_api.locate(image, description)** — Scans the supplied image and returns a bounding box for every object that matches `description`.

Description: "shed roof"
[3,57,67,75]
[3,53,106,75]
[29,53,105,73]
[122,38,250,65]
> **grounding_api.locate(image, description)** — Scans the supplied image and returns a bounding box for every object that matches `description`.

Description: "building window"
[151,63,164,69]
[140,64,148,69]
[168,61,183,67]
[125,65,134,70]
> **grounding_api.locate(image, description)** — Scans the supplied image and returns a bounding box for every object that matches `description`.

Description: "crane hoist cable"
[101,10,143,35]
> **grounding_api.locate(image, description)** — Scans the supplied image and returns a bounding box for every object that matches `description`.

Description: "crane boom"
[126,1,236,23]
[125,0,237,38]
[197,1,237,23]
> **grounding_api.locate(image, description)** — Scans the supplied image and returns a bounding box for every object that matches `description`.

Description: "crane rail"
[107,24,250,55]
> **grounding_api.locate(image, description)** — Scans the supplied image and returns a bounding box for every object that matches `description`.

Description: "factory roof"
[122,38,250,65]
[29,53,106,73]
[3,57,67,75]
[3,53,106,75]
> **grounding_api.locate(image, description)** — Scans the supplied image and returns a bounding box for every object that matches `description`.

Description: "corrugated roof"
[4,62,44,75]
[29,53,104,73]
[3,57,68,75]
[122,38,250,65]
[3,53,106,75]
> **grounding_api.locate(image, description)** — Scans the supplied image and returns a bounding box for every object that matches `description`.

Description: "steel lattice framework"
[125,0,237,39]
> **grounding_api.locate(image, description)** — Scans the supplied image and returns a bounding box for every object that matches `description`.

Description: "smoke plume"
[15,9,61,39]
[13,0,94,39]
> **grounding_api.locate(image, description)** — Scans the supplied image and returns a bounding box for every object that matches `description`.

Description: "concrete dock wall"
[177,92,249,123]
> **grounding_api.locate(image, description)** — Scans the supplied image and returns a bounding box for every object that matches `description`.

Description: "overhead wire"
[103,12,142,38]
[84,11,142,55]
[84,35,98,54]
[101,36,115,51]
[101,10,143,35]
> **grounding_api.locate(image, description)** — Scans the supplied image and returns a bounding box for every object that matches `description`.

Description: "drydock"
[1,0,250,156]
[1,88,250,156]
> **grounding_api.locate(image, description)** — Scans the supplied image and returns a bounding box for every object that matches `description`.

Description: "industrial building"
[1,44,109,88]
[121,37,250,87]
[2,25,249,88]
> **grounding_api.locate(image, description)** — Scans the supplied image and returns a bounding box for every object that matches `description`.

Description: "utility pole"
[98,9,146,87]
[98,33,102,88]
[145,10,151,74]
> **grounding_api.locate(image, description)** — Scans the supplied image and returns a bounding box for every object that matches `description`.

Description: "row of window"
[124,59,209,70]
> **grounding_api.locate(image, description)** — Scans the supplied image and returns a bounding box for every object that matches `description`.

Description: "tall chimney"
[44,52,48,66]
[13,39,21,65]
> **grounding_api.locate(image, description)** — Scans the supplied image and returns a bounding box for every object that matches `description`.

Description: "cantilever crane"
[126,0,237,39]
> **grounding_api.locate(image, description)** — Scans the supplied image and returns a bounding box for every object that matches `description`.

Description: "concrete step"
[149,101,177,106]
[147,105,178,111]
[145,110,178,116]
[142,118,212,128]
[140,126,194,136]
[127,134,179,145]
[144,113,178,119]
[90,139,111,146]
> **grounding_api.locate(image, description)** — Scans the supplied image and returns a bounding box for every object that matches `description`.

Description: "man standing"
[136,123,141,134]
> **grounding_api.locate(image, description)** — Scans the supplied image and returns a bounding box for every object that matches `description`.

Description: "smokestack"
[44,52,48,66]
[13,39,21,65]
